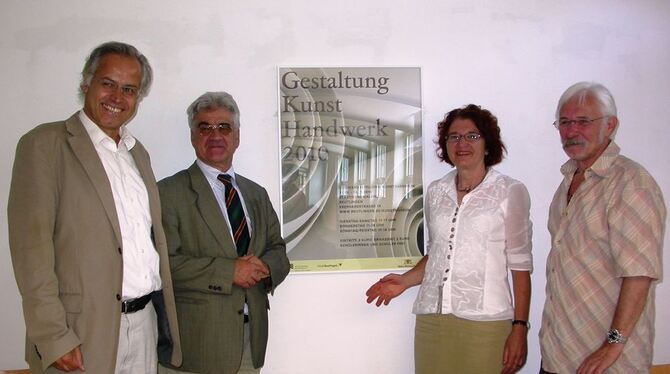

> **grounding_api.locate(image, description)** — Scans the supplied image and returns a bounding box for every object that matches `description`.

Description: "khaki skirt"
[414,313,511,374]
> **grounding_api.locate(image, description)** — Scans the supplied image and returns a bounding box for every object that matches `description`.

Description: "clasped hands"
[234,255,270,289]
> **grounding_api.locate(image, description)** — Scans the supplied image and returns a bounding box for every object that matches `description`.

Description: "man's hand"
[52,346,85,372]
[576,342,624,374]
[365,273,409,306]
[501,325,527,374]
[233,255,270,288]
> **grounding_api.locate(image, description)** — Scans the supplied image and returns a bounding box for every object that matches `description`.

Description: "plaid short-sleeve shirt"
[539,141,666,373]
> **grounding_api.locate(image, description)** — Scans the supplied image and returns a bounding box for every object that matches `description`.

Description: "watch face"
[607,329,623,344]
[607,330,617,342]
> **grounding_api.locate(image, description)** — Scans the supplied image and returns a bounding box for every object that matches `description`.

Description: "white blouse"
[412,168,533,321]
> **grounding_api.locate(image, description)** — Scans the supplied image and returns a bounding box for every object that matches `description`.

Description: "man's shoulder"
[609,153,660,188]
[613,152,647,172]
[18,113,83,142]
[33,118,68,131]
[15,117,82,159]
[158,168,192,189]
[20,119,69,142]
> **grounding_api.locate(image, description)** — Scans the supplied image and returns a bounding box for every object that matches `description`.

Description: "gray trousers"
[158,323,260,374]
[115,302,158,374]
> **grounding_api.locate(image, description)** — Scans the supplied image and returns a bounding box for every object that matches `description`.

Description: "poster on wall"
[279,67,424,273]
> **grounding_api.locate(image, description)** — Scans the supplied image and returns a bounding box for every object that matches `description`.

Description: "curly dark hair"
[436,104,506,166]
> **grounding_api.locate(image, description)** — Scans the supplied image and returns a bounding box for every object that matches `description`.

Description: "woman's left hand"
[501,325,527,374]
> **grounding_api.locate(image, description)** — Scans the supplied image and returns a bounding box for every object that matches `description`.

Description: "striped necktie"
[217,174,250,256]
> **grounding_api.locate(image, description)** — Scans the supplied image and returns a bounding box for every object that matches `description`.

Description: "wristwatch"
[512,320,530,329]
[607,328,628,344]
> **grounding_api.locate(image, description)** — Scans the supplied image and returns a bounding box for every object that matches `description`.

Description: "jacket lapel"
[65,113,122,246]
[129,141,161,244]
[235,175,262,256]
[187,163,238,258]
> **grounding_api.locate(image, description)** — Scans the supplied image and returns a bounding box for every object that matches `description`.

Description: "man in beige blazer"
[8,41,181,373]
[158,91,290,374]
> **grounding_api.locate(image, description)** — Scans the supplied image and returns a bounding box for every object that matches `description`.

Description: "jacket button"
[116,294,121,301]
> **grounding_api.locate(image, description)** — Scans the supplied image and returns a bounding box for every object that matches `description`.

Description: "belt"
[121,293,152,314]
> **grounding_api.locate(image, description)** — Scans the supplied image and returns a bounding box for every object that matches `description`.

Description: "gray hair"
[555,81,618,119]
[78,41,153,102]
[187,91,241,129]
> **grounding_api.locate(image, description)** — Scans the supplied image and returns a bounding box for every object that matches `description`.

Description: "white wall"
[1,1,669,372]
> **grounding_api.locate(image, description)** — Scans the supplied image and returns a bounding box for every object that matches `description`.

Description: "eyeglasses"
[195,122,234,136]
[553,116,607,129]
[446,133,482,143]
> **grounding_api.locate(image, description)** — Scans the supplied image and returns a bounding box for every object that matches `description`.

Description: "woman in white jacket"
[366,104,533,374]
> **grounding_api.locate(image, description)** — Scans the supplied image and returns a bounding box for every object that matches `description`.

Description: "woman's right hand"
[365,273,408,306]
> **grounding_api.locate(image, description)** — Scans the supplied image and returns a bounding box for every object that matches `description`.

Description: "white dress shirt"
[79,111,161,300]
[413,168,533,321]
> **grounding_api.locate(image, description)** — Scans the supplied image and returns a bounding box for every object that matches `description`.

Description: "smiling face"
[558,94,616,170]
[446,118,487,171]
[191,107,240,172]
[82,53,142,141]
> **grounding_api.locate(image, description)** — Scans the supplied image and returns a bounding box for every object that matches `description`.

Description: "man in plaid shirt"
[539,82,666,373]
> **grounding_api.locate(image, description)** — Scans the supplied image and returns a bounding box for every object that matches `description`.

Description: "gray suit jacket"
[8,113,182,373]
[158,163,290,374]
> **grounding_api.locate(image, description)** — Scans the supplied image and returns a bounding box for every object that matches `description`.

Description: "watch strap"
[512,319,530,329]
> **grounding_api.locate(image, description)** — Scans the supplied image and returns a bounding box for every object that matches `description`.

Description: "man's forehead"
[560,94,599,115]
[196,107,233,119]
[96,54,141,75]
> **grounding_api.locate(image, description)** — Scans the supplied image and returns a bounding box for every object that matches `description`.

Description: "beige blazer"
[8,113,181,373]
[158,163,290,374]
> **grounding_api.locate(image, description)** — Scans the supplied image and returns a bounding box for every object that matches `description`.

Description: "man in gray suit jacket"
[8,41,181,373]
[158,91,290,374]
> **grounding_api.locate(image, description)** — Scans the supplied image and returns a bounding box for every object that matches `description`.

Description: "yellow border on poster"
[290,256,422,273]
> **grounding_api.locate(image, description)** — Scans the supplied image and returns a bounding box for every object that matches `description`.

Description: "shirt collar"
[196,159,236,184]
[560,141,620,178]
[78,110,136,150]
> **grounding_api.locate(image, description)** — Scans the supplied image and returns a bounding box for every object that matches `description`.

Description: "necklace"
[456,173,484,193]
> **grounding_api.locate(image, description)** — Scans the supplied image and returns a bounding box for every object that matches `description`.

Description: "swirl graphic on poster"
[279,67,423,272]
